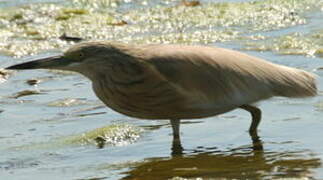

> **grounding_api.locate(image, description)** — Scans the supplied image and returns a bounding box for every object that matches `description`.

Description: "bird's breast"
[92,74,185,119]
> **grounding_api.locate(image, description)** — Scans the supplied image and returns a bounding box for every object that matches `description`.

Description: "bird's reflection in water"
[170,121,263,156]
[120,140,321,180]
[172,136,263,156]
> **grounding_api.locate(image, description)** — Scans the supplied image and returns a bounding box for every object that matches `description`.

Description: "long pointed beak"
[6,55,68,70]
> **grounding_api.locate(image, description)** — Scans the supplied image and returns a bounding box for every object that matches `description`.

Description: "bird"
[6,41,317,153]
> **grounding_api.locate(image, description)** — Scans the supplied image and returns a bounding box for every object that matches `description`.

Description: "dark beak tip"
[5,65,18,70]
[5,64,32,70]
[5,59,49,70]
[5,55,65,70]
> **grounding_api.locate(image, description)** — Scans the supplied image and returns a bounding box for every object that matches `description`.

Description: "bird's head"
[6,41,134,74]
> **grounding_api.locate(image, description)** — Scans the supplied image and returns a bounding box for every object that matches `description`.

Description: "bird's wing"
[143,45,276,111]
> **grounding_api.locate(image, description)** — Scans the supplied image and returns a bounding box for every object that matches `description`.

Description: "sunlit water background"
[0,0,323,179]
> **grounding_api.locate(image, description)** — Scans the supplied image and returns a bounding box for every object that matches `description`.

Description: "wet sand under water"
[0,0,323,179]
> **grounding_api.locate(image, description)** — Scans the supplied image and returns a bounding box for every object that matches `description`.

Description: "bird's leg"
[171,119,181,140]
[170,119,183,155]
[240,105,263,150]
[240,105,262,142]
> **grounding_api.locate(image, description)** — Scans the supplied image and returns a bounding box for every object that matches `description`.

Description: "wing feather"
[143,45,284,111]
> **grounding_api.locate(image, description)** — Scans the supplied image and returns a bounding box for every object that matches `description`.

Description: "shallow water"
[1,0,323,179]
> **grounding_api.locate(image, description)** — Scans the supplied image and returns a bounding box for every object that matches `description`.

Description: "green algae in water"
[71,0,120,9]
[0,0,322,57]
[46,98,89,107]
[63,124,142,147]
[11,124,142,151]
[11,13,23,21]
[131,29,239,45]
[244,31,323,58]
[0,4,120,57]
[126,0,318,33]
[316,49,323,57]
[61,8,88,15]
[55,8,88,21]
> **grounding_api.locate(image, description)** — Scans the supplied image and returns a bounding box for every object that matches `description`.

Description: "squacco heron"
[6,42,317,152]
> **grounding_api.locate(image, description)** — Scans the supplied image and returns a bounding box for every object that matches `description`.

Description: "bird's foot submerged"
[172,138,184,156]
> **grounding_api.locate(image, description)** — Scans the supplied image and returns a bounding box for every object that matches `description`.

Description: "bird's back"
[144,44,316,98]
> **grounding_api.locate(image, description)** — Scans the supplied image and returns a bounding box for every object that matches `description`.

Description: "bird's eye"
[79,52,84,58]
